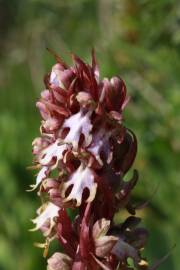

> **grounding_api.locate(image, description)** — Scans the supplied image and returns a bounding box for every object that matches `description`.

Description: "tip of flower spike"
[91,48,99,80]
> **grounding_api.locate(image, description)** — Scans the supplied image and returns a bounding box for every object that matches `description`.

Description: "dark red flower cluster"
[30,51,161,270]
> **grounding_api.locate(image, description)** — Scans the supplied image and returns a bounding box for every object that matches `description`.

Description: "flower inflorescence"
[30,51,158,270]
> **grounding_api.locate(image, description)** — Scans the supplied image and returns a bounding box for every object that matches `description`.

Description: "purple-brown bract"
[30,50,160,269]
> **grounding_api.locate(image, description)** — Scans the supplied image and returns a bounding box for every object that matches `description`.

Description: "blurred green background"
[0,0,179,269]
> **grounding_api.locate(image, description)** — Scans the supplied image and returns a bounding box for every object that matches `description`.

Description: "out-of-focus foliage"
[0,0,179,269]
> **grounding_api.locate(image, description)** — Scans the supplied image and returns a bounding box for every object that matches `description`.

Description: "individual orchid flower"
[29,50,168,270]
[31,202,60,237]
[61,163,97,206]
[39,140,68,166]
[62,109,93,149]
[92,218,118,258]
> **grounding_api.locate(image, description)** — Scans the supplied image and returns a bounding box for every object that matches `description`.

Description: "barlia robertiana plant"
[29,51,166,270]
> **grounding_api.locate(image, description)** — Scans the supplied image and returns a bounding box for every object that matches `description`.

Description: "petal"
[91,253,112,270]
[32,137,49,156]
[50,64,66,89]
[91,48,99,82]
[36,166,49,185]
[42,118,61,132]
[106,77,127,112]
[50,64,74,90]
[120,216,141,233]
[62,109,92,150]
[95,235,118,258]
[115,170,138,209]
[28,166,49,191]
[92,218,111,239]
[36,101,50,120]
[61,164,97,206]
[111,238,140,265]
[41,89,52,101]
[76,91,92,106]
[92,218,118,258]
[44,102,69,117]
[52,87,67,104]
[47,252,72,270]
[87,128,112,166]
[112,129,137,175]
[31,202,60,234]
[40,140,68,166]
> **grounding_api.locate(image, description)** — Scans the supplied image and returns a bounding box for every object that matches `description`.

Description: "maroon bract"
[30,51,161,270]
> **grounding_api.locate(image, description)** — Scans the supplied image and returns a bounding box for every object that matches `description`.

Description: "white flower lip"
[40,140,68,166]
[28,166,49,191]
[62,109,92,150]
[61,163,97,206]
[30,202,60,233]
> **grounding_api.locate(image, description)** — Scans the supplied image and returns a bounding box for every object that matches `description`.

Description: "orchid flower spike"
[30,50,166,270]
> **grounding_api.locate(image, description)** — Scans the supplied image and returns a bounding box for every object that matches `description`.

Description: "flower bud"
[47,252,72,270]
